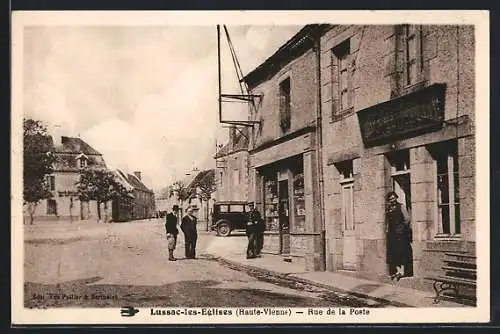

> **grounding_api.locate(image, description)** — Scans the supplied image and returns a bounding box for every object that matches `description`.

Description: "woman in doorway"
[385,191,413,281]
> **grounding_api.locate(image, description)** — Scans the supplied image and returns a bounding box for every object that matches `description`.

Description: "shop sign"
[357,83,446,146]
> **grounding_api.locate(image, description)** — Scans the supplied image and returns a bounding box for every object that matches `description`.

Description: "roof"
[126,173,153,193]
[53,136,102,155]
[53,153,107,171]
[115,169,154,194]
[214,131,249,159]
[242,24,332,88]
[114,170,135,192]
[185,169,216,199]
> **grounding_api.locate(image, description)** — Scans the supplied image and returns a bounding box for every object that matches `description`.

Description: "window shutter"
[347,53,355,108]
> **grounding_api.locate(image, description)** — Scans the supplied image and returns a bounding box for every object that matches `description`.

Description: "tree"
[186,170,216,201]
[195,170,216,201]
[76,168,133,222]
[169,181,190,202]
[23,118,56,225]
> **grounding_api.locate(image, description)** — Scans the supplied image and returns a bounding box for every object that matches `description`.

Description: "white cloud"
[24,25,302,188]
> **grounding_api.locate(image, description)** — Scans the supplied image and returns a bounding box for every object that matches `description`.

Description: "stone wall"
[320,24,476,281]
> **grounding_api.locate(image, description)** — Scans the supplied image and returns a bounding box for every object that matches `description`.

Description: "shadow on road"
[25,277,337,308]
[24,237,92,245]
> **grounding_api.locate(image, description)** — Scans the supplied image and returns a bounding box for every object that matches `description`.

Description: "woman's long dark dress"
[386,203,413,276]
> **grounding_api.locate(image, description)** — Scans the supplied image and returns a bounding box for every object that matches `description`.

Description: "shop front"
[250,128,324,271]
[325,82,476,286]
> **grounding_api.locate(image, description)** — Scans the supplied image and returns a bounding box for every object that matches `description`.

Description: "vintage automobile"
[210,201,251,237]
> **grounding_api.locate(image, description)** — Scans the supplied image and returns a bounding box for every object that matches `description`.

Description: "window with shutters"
[279,77,291,133]
[430,141,460,237]
[332,38,353,117]
[47,199,57,215]
[46,175,55,191]
[335,160,355,231]
[386,150,412,212]
[403,25,423,87]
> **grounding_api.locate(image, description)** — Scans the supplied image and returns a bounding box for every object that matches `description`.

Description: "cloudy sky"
[23,24,301,189]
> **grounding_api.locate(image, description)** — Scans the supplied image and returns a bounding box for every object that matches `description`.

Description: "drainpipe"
[314,35,327,271]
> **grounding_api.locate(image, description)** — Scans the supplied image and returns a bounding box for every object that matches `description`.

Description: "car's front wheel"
[217,221,231,237]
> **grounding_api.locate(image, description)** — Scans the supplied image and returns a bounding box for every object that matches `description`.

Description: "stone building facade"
[243,25,330,270]
[24,136,110,222]
[320,25,475,288]
[112,170,156,222]
[215,128,250,202]
[216,24,476,284]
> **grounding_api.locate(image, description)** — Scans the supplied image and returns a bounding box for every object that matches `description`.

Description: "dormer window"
[76,153,89,169]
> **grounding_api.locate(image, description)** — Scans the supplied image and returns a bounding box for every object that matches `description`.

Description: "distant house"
[112,170,156,222]
[214,127,250,202]
[23,135,108,221]
[184,169,216,231]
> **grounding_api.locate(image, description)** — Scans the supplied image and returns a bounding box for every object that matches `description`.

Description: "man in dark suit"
[181,206,198,259]
[165,205,180,261]
[246,202,264,259]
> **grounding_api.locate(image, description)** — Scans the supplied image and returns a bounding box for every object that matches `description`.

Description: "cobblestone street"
[24,220,375,308]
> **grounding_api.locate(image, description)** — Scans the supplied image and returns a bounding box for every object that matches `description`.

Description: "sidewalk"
[203,235,466,308]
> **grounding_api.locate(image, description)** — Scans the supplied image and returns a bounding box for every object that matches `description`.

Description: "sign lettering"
[357,84,446,146]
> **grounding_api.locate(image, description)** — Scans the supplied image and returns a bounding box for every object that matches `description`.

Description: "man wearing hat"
[181,205,199,259]
[165,205,180,261]
[246,202,264,259]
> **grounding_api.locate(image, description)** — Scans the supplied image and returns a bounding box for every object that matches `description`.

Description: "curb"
[203,253,411,308]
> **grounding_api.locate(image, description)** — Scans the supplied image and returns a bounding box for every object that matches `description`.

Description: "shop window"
[264,177,279,232]
[336,160,354,231]
[431,141,460,236]
[387,150,412,211]
[279,77,291,133]
[46,175,55,191]
[332,38,353,114]
[47,199,57,215]
[403,25,423,87]
[292,168,305,232]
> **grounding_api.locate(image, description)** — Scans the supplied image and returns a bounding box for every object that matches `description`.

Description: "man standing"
[246,202,264,259]
[165,205,180,261]
[181,206,198,259]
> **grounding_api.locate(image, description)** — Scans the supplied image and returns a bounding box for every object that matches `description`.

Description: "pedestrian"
[165,205,180,261]
[246,202,264,259]
[181,205,198,259]
[385,191,413,281]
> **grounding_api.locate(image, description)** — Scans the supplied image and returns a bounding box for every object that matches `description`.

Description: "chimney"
[134,171,142,180]
[52,125,64,147]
